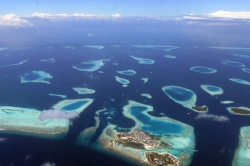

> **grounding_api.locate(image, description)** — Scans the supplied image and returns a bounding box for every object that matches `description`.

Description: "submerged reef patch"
[222,60,245,67]
[73,87,95,94]
[83,45,104,49]
[117,70,136,75]
[19,71,53,84]
[234,54,250,58]
[0,59,29,68]
[141,78,148,83]
[190,66,217,74]
[242,68,250,73]
[232,126,250,166]
[141,93,152,99]
[230,78,250,85]
[220,101,234,104]
[130,55,154,64]
[165,55,176,58]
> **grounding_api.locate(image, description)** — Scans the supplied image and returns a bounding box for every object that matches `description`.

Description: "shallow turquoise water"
[130,106,183,135]
[164,87,193,101]
[61,101,88,111]
[207,86,219,91]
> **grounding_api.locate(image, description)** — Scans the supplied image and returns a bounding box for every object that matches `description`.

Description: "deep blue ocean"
[0,19,250,166]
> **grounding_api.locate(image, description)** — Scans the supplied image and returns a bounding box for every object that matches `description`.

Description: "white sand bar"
[141,93,152,99]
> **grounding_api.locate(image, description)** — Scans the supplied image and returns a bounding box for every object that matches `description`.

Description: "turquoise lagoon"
[92,100,195,166]
[190,66,217,74]
[117,70,136,75]
[19,71,53,84]
[200,85,224,96]
[162,86,208,113]
[73,60,109,72]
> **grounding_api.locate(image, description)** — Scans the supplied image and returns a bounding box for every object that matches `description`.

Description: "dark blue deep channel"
[130,106,183,135]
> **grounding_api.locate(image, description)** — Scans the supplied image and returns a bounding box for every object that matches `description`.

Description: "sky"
[0,0,250,16]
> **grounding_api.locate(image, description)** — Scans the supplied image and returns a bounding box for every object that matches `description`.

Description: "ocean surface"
[0,19,250,166]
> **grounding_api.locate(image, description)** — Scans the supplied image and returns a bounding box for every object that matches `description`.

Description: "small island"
[115,130,160,148]
[192,106,208,112]
[145,152,180,166]
[231,108,250,115]
[227,107,250,116]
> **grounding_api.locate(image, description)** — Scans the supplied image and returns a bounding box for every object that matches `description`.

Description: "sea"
[0,18,250,166]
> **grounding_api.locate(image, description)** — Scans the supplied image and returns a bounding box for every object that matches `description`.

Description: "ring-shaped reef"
[190,66,217,74]
[130,55,154,64]
[200,85,224,96]
[73,59,109,72]
[209,47,250,50]
[117,70,136,75]
[230,78,250,85]
[19,71,53,84]
[242,68,250,73]
[227,106,250,116]
[162,86,208,113]
[222,60,245,67]
[52,98,94,114]
[114,76,130,87]
[91,100,195,166]
[73,87,95,94]
[133,45,179,51]
[232,126,250,166]
[0,59,29,68]
[234,54,250,58]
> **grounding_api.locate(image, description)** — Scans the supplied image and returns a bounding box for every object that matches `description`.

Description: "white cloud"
[25,155,33,161]
[182,15,207,20]
[39,109,79,121]
[194,114,230,123]
[41,161,56,166]
[0,14,33,27]
[0,137,7,142]
[31,13,107,20]
[209,10,250,19]
[111,14,122,18]
[87,33,93,37]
